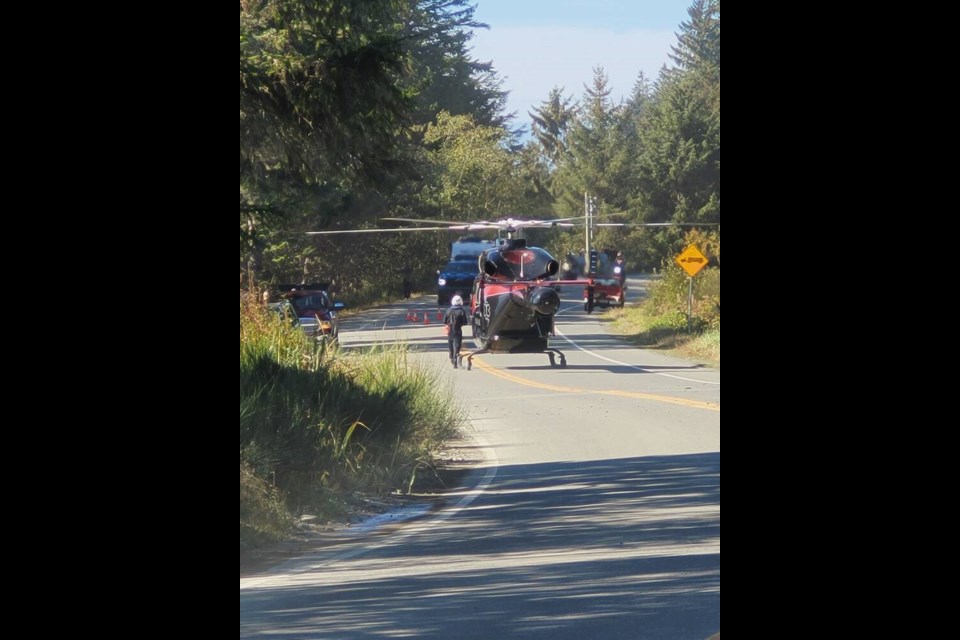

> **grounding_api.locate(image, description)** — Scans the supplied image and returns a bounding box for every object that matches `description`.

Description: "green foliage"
[631,73,720,226]
[421,111,526,217]
[628,2,720,229]
[551,67,628,215]
[647,261,720,329]
[536,2,719,266]
[612,258,720,365]
[611,230,721,349]
[670,0,721,79]
[514,143,556,216]
[404,0,510,129]
[240,0,418,290]
[530,86,576,167]
[240,291,322,369]
[240,1,524,291]
[685,328,721,363]
[239,297,464,549]
[240,461,294,550]
[240,0,412,189]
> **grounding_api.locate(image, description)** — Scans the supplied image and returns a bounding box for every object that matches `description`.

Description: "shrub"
[647,261,719,331]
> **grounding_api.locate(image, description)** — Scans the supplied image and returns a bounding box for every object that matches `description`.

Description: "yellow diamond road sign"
[676,244,708,277]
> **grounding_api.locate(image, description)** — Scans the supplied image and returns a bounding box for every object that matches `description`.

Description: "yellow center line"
[471,357,720,412]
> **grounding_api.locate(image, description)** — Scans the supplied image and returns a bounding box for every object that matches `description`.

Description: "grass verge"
[240,293,465,555]
[610,263,720,367]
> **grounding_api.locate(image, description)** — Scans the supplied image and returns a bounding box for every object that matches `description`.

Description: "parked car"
[437,260,478,306]
[267,300,299,326]
[279,286,345,343]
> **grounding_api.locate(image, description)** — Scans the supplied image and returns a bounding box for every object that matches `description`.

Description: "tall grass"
[684,328,721,363]
[240,461,293,550]
[613,262,720,365]
[239,294,463,550]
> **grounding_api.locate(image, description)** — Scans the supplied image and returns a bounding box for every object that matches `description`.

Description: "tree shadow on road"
[241,452,720,640]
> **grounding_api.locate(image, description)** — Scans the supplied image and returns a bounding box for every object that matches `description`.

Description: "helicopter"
[306,215,719,369]
[454,234,580,369]
[307,216,601,369]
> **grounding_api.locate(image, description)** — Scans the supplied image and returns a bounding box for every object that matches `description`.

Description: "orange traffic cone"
[437,312,443,321]
[423,314,430,324]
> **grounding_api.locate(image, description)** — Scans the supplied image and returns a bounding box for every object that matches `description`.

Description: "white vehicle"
[449,237,497,262]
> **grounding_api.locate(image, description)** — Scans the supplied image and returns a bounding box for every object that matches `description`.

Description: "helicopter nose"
[529,286,561,316]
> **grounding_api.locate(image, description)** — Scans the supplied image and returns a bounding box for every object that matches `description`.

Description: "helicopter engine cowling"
[479,240,561,281]
[528,286,560,316]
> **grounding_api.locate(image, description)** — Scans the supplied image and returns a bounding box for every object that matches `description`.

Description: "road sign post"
[676,244,708,332]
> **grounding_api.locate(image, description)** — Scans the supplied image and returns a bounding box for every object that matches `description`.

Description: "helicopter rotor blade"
[380,217,481,226]
[595,222,721,228]
[383,216,580,229]
[307,219,717,235]
[306,226,472,235]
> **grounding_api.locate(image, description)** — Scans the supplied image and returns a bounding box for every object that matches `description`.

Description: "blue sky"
[467,0,693,131]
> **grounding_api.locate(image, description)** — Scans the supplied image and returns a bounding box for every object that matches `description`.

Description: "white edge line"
[554,302,721,385]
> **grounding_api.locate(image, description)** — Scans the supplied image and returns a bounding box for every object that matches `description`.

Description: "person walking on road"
[443,295,468,368]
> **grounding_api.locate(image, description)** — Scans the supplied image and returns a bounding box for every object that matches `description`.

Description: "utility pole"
[584,191,592,257]
[583,191,594,310]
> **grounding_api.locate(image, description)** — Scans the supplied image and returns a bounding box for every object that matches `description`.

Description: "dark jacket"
[443,306,469,336]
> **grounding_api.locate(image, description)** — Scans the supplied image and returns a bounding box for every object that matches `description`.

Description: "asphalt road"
[240,276,720,639]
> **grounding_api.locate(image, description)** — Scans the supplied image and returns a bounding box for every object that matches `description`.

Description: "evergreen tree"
[624,71,652,120]
[402,0,511,129]
[529,86,576,167]
[670,0,720,78]
[240,1,518,287]
[632,1,720,230]
[552,67,626,215]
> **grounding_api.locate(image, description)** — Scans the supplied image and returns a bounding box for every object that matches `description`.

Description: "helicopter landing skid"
[464,348,567,370]
[544,349,568,368]
[464,348,488,371]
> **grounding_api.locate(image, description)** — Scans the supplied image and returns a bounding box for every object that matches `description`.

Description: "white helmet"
[451,295,464,306]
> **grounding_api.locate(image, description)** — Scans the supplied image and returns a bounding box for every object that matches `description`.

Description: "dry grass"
[610,306,720,368]
[674,328,720,367]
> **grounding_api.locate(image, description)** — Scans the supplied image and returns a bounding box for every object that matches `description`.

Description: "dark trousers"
[448,332,463,361]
